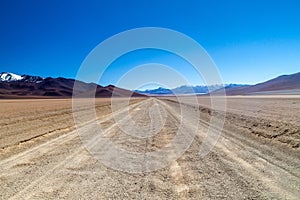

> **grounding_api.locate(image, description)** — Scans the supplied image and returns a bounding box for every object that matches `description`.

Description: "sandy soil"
[0,96,299,199]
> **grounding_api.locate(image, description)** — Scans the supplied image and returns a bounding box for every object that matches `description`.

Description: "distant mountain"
[214,72,300,95]
[0,72,23,82]
[136,87,172,95]
[135,84,247,95]
[135,72,300,96]
[0,72,45,83]
[0,72,145,98]
[2,71,299,98]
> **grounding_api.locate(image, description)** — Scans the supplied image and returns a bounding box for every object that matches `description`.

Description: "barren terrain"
[0,96,299,199]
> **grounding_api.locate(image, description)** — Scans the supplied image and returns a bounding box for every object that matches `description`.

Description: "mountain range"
[213,72,300,95]
[135,72,300,95]
[135,84,248,95]
[0,72,145,98]
[1,71,299,98]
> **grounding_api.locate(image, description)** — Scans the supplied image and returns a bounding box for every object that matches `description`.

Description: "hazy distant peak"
[134,84,248,95]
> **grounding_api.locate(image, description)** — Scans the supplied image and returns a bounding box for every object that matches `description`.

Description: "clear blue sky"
[0,0,299,89]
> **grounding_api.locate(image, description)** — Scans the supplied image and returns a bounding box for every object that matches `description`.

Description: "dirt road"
[0,98,299,199]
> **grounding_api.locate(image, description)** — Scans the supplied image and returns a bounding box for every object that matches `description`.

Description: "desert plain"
[0,96,299,199]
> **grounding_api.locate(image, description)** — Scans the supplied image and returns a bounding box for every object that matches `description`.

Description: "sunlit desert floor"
[0,96,299,199]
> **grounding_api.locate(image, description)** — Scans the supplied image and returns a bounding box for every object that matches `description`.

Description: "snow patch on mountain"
[0,72,23,82]
[0,72,44,83]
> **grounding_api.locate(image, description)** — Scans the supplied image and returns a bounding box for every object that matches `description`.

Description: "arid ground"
[0,96,299,199]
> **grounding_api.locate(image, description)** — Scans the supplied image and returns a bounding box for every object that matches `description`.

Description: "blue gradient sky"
[0,0,299,89]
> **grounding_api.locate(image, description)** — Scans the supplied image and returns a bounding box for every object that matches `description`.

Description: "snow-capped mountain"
[21,74,44,83]
[0,72,145,98]
[0,72,44,83]
[0,72,23,82]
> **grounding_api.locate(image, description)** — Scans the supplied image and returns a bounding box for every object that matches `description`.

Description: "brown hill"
[213,72,300,95]
[0,76,145,99]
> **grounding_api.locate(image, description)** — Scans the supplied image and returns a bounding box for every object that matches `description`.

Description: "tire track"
[7,99,151,200]
[2,97,299,199]
[0,99,146,169]
[153,99,189,199]
[160,98,300,199]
